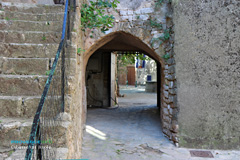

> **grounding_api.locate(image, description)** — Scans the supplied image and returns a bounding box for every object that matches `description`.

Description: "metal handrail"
[25,0,69,159]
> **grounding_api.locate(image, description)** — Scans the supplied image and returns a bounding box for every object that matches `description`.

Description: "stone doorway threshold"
[82,86,240,160]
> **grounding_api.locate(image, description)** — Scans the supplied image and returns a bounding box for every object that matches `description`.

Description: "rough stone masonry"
[0,0,239,159]
[71,0,240,152]
[80,0,178,148]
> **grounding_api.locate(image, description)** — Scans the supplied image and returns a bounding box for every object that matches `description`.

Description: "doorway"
[83,52,171,159]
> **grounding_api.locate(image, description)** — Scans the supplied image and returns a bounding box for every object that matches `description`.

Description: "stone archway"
[83,31,164,108]
[81,30,178,144]
[83,31,164,68]
[67,1,178,157]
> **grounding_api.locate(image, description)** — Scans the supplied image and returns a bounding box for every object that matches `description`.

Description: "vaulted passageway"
[82,31,168,159]
[83,31,164,115]
[83,31,164,67]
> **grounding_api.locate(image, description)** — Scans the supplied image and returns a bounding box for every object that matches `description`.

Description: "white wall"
[136,59,157,85]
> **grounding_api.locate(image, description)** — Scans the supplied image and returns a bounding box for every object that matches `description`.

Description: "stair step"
[0,95,71,118]
[0,117,32,148]
[1,11,64,22]
[2,0,37,3]
[0,115,70,148]
[0,56,77,76]
[0,57,49,75]
[0,75,48,96]
[0,75,74,96]
[1,2,65,14]
[0,96,40,118]
[0,43,59,58]
[0,43,77,58]
[0,19,63,32]
[0,30,61,44]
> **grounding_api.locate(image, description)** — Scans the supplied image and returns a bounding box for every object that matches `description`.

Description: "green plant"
[156,0,164,8]
[116,149,121,155]
[150,28,171,48]
[8,150,14,156]
[162,53,170,60]
[5,17,9,21]
[161,29,170,41]
[72,28,77,32]
[151,0,173,62]
[0,120,2,123]
[117,53,149,68]
[150,19,163,30]
[45,70,51,75]
[42,36,46,41]
[81,0,120,33]
[150,37,163,47]
[77,48,85,55]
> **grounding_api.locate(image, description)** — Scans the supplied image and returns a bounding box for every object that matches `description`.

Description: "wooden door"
[127,66,135,85]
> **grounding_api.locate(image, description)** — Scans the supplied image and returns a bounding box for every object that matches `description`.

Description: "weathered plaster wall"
[173,0,240,149]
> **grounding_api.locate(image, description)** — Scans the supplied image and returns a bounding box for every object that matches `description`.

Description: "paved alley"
[81,86,240,160]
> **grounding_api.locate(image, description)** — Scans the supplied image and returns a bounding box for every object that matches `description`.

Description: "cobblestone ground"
[81,85,240,160]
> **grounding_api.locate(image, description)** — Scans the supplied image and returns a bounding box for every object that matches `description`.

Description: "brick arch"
[80,1,178,145]
[81,30,177,141]
[83,31,165,69]
[67,1,178,156]
[83,30,165,109]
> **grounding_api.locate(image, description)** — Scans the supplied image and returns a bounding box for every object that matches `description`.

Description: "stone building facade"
[58,0,240,152]
[80,0,178,147]
[0,0,239,159]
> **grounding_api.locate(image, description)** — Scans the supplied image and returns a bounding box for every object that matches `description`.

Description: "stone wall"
[173,0,240,149]
[64,0,85,158]
[2,0,239,158]
[1,0,55,4]
[81,0,178,145]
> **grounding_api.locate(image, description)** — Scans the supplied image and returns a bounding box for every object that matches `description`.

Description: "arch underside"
[84,31,163,67]
[83,30,165,141]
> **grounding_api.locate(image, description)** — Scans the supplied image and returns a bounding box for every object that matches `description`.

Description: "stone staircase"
[0,2,70,159]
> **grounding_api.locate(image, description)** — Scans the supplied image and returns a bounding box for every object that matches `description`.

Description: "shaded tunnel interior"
[85,32,162,109]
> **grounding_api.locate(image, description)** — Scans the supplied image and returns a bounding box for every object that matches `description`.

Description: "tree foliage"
[117,52,150,70]
[81,0,120,32]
